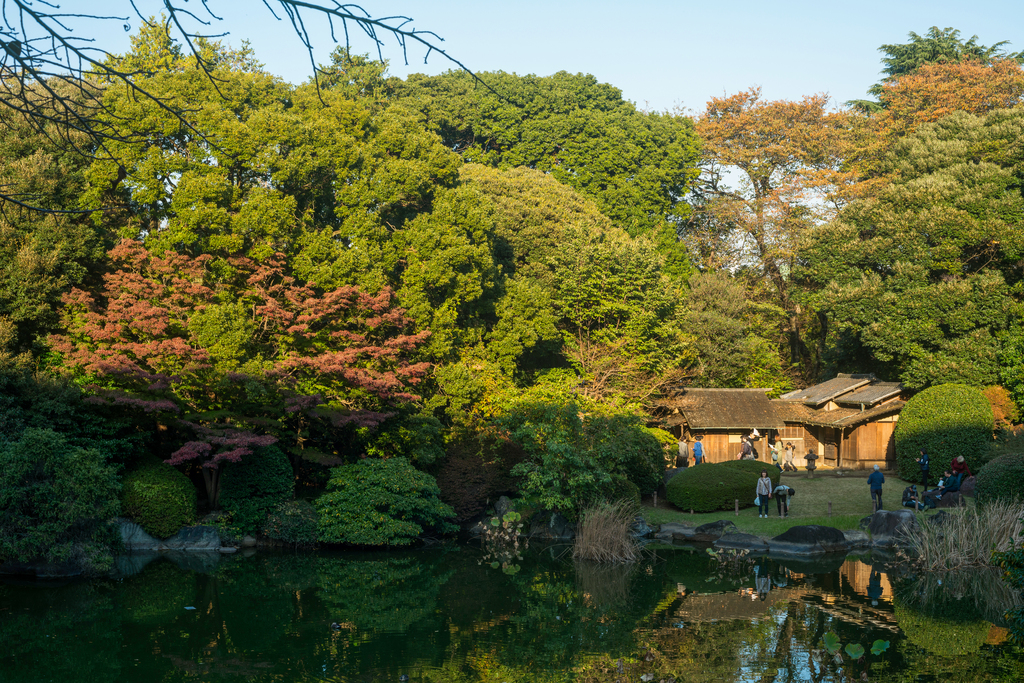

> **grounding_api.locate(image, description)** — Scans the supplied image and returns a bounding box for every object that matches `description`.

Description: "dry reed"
[573,500,641,563]
[904,500,1024,571]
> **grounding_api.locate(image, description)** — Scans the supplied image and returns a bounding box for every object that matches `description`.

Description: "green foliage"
[802,109,1024,387]
[315,457,456,546]
[975,452,1024,505]
[394,69,700,249]
[0,428,121,564]
[262,500,318,547]
[219,445,294,534]
[365,414,445,465]
[665,461,780,513]
[121,458,197,539]
[605,475,641,508]
[894,383,994,480]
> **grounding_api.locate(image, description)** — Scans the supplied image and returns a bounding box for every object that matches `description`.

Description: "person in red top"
[951,455,972,478]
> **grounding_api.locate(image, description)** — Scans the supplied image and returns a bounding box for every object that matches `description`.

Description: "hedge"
[894,384,993,481]
[121,459,197,539]
[219,445,294,534]
[666,461,780,513]
[606,474,641,508]
[975,452,1024,505]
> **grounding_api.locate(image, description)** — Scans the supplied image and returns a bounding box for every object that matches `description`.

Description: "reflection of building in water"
[674,585,900,632]
[840,560,893,601]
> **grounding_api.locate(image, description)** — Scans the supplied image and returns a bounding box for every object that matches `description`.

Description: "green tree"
[800,108,1024,388]
[392,69,700,273]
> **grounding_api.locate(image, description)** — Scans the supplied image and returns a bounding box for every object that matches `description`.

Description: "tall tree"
[690,88,866,375]
[392,69,701,276]
[849,27,1024,112]
[799,108,1024,388]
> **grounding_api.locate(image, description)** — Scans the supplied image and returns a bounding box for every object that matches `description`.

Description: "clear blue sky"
[96,1,1024,111]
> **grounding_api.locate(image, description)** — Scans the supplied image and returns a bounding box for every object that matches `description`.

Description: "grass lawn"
[642,470,948,538]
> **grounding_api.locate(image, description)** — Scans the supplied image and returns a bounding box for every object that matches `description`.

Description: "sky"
[77,1,1024,112]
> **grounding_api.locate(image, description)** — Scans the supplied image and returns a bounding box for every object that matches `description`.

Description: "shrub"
[894,383,994,480]
[219,445,294,534]
[975,452,1024,505]
[665,461,779,513]
[591,417,665,495]
[263,500,318,547]
[315,457,457,546]
[0,428,121,565]
[121,458,197,539]
[605,474,641,508]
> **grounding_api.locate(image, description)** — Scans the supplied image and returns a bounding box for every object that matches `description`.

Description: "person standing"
[677,437,690,467]
[740,437,753,460]
[692,436,704,465]
[867,464,885,511]
[916,449,930,489]
[756,469,772,518]
[783,442,796,472]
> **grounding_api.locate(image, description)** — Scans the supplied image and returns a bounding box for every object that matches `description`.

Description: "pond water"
[2,543,1023,683]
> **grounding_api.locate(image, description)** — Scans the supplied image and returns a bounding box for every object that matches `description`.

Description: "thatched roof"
[662,388,782,430]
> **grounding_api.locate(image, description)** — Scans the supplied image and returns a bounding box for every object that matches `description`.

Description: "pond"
[2,543,1023,682]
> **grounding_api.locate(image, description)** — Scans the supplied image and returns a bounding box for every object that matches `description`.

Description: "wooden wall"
[686,431,772,464]
[841,421,896,469]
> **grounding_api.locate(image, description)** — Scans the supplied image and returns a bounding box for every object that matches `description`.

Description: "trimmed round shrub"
[121,459,197,539]
[316,457,457,546]
[605,474,641,508]
[219,445,294,534]
[263,500,318,547]
[975,452,1024,505]
[666,461,780,513]
[894,384,994,481]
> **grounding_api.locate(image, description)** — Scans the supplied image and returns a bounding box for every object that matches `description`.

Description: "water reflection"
[2,547,1023,682]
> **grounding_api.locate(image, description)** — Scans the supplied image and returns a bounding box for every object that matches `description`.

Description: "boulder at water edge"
[528,510,575,541]
[714,532,768,552]
[865,509,918,547]
[768,525,850,555]
[692,519,738,542]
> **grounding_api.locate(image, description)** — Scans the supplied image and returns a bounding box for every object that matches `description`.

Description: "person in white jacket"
[756,470,772,518]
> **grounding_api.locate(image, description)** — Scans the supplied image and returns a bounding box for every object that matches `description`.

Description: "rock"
[162,551,221,573]
[859,516,873,531]
[119,518,162,551]
[768,525,850,555]
[960,476,976,498]
[219,547,238,554]
[927,511,951,526]
[630,517,653,538]
[714,532,768,552]
[663,467,684,486]
[114,551,160,577]
[494,496,514,520]
[161,526,222,551]
[653,522,693,542]
[240,535,257,548]
[528,510,575,541]
[935,492,966,509]
[692,519,738,542]
[465,519,487,537]
[865,509,918,547]
[843,530,871,549]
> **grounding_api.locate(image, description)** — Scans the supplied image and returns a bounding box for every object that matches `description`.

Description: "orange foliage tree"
[690,88,869,371]
[875,59,1024,140]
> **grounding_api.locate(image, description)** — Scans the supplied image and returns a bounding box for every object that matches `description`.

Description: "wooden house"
[774,374,904,470]
[659,388,783,464]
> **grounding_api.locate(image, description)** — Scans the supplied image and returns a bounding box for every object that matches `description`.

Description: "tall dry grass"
[905,500,1024,570]
[573,500,641,563]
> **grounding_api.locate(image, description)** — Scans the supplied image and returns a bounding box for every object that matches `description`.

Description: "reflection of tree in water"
[0,581,124,683]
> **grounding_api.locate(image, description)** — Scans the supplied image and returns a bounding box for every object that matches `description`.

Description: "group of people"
[866,449,973,512]
[756,469,795,518]
[678,433,806,472]
[901,451,972,510]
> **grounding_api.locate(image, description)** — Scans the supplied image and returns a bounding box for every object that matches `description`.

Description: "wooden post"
[828,501,833,518]
[653,492,657,508]
[735,499,739,516]
[691,509,694,515]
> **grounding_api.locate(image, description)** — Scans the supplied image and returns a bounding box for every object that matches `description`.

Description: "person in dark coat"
[867,464,885,511]
[915,449,930,489]
[951,455,972,478]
